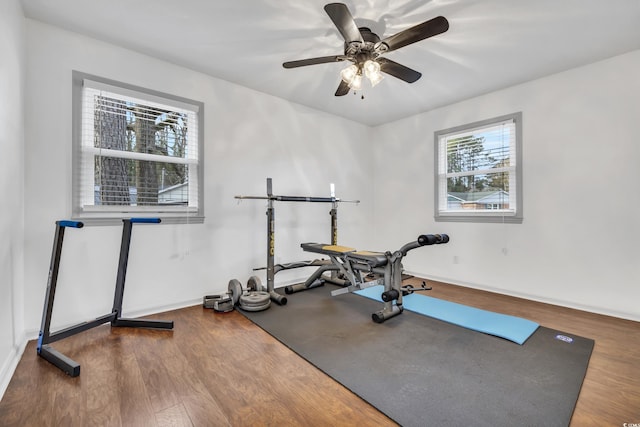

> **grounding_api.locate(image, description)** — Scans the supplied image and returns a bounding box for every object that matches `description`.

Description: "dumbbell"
[203,294,234,313]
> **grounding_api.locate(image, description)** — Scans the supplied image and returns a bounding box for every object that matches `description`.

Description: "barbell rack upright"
[234,178,359,304]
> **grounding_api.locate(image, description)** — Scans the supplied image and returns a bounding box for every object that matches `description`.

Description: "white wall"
[372,50,640,321]
[0,0,26,397]
[22,19,374,335]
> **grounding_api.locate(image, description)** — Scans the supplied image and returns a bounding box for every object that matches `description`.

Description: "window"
[434,112,522,223]
[72,72,204,224]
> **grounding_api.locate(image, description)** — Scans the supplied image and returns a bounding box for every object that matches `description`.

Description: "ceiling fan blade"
[381,16,449,52]
[283,55,346,68]
[324,3,364,43]
[377,57,422,83]
[335,80,350,96]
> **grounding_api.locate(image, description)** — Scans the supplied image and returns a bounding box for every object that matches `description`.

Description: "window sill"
[435,214,522,224]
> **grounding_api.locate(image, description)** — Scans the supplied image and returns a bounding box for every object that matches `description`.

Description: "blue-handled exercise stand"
[37,218,173,377]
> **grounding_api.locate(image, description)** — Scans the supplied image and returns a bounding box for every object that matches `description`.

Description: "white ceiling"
[21,0,640,126]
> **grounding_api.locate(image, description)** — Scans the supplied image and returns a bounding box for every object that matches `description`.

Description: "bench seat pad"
[301,243,388,267]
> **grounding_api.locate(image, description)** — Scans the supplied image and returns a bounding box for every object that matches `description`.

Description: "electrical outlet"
[453,255,459,264]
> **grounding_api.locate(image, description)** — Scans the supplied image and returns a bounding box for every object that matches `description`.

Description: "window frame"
[434,112,523,223]
[71,71,204,225]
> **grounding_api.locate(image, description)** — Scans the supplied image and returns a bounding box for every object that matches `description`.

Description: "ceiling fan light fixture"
[363,60,383,87]
[363,60,380,76]
[340,64,359,84]
[349,73,363,90]
[368,71,384,87]
[282,4,449,97]
[363,60,384,87]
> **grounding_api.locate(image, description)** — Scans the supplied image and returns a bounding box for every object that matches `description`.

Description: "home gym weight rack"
[37,218,173,377]
[234,177,359,305]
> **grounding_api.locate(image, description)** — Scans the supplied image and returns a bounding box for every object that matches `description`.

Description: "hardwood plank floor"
[1,278,638,426]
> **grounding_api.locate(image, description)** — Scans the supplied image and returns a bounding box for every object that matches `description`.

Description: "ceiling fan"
[283,3,449,96]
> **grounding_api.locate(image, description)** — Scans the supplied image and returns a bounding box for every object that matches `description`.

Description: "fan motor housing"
[344,27,384,58]
[359,27,380,44]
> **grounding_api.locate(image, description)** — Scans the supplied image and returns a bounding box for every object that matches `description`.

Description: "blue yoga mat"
[355,285,539,345]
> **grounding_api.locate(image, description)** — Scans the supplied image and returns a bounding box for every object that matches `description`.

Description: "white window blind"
[434,112,522,223]
[72,72,204,224]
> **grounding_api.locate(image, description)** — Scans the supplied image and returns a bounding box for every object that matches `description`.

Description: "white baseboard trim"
[121,298,203,321]
[0,335,28,402]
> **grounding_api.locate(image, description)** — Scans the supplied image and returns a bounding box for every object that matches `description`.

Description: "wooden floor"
[1,278,639,426]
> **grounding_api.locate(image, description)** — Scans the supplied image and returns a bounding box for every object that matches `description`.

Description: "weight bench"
[286,234,449,323]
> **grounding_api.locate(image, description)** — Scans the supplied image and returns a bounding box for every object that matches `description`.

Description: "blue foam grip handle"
[129,217,161,224]
[58,220,84,228]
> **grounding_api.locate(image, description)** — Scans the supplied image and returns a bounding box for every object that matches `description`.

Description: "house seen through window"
[434,112,522,223]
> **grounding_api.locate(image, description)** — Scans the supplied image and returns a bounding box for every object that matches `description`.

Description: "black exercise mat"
[241,285,594,427]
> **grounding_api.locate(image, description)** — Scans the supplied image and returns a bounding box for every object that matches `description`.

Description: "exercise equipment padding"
[298,234,450,323]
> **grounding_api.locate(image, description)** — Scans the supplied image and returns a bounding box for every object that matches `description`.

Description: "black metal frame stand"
[37,218,173,377]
